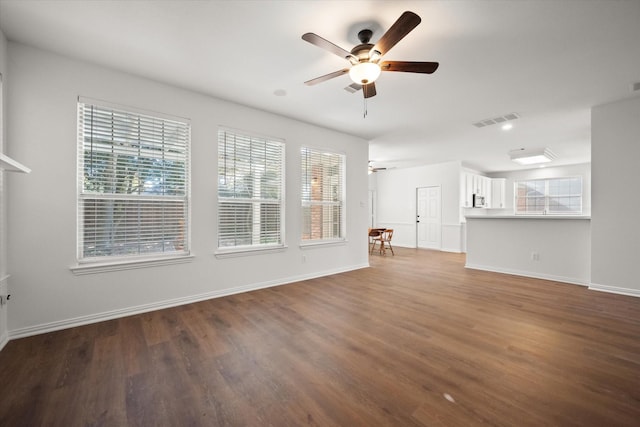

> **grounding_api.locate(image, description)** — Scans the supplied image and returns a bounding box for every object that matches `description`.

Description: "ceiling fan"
[368,161,387,174]
[302,11,439,99]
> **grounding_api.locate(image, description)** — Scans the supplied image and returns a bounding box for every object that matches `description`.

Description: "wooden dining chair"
[376,229,394,255]
[368,228,382,254]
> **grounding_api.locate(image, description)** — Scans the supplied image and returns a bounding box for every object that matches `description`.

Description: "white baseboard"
[589,283,640,298]
[465,263,589,286]
[466,264,640,298]
[0,333,8,352]
[440,247,463,254]
[8,262,369,340]
[391,244,461,253]
[0,275,9,351]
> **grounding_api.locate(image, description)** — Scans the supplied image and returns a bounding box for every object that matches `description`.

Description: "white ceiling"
[1,0,639,172]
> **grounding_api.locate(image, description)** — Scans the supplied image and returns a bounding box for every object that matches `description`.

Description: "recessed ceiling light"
[501,123,513,131]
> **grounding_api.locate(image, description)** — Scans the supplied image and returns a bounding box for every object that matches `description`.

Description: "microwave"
[472,194,486,208]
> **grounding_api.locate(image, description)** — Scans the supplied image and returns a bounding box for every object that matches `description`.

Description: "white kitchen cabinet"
[490,178,506,208]
[461,172,492,208]
[460,172,468,207]
[461,173,474,207]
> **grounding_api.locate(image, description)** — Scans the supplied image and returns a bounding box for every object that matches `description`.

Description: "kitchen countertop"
[465,215,590,220]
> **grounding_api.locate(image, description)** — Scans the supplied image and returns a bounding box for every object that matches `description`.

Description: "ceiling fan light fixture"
[349,62,381,85]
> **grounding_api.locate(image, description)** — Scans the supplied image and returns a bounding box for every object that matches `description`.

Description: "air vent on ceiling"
[473,112,520,128]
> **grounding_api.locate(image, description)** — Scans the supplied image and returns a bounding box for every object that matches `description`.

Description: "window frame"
[300,147,346,245]
[75,98,191,270]
[216,127,286,256]
[514,176,583,215]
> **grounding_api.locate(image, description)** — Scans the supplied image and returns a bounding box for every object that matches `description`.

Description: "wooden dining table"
[368,228,387,254]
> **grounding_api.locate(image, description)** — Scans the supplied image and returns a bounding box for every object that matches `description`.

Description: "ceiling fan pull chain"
[363,98,368,118]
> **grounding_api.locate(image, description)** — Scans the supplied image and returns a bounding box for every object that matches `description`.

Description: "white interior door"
[417,186,441,249]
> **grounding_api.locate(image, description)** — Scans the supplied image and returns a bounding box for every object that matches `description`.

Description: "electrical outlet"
[531,252,540,261]
[302,254,307,263]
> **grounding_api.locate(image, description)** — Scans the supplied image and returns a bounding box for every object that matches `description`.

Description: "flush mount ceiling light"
[509,148,556,165]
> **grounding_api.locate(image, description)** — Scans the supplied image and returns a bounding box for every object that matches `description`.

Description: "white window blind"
[301,148,345,242]
[77,101,190,261]
[218,129,284,249]
[515,177,582,215]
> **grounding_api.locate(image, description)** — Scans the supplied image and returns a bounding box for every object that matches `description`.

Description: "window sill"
[215,245,288,259]
[300,239,347,249]
[70,254,195,275]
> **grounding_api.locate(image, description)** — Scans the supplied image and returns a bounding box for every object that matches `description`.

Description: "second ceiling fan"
[302,11,439,98]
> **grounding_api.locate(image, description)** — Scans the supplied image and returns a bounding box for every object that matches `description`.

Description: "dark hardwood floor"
[1,248,639,426]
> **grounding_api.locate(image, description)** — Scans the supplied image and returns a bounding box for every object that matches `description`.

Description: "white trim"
[465,263,589,286]
[70,254,195,275]
[589,283,640,298]
[0,333,8,352]
[9,262,369,340]
[299,239,347,249]
[0,152,31,173]
[215,245,288,258]
[0,275,8,351]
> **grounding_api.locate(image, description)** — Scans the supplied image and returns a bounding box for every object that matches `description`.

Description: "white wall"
[466,217,591,285]
[374,161,462,251]
[591,96,640,297]
[6,43,370,336]
[0,28,8,347]
[487,163,591,215]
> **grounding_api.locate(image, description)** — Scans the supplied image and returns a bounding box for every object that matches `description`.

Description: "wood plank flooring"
[1,248,639,426]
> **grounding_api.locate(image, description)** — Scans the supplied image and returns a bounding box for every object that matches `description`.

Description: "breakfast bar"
[465,215,591,285]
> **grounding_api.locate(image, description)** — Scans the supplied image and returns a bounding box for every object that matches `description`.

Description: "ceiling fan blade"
[304,68,350,86]
[371,11,421,57]
[363,82,377,98]
[302,33,356,61]
[380,61,439,74]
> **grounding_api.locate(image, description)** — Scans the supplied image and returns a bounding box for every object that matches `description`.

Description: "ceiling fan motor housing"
[351,29,379,63]
[357,29,373,44]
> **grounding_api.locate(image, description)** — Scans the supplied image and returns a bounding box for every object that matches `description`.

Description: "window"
[77,100,190,262]
[301,148,345,242]
[515,177,582,215]
[217,128,284,250]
